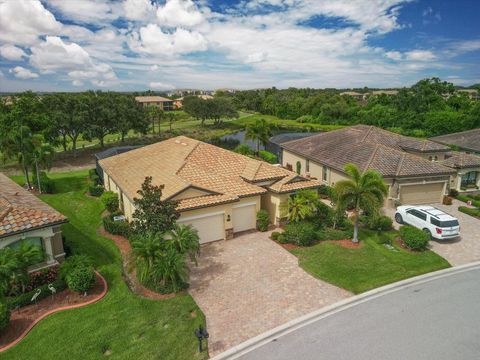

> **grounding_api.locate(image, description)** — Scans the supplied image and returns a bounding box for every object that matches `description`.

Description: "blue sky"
[0,0,479,92]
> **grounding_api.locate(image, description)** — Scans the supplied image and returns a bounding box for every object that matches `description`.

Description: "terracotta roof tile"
[442,151,480,169]
[0,173,67,238]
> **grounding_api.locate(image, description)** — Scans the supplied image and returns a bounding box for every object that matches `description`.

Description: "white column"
[43,236,55,264]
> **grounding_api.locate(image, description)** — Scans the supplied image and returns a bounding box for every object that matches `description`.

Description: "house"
[95,146,143,184]
[441,151,480,191]
[173,94,214,109]
[456,89,479,100]
[279,125,475,206]
[98,136,320,243]
[135,96,174,111]
[430,128,480,155]
[339,91,367,101]
[266,132,318,163]
[0,173,67,270]
[368,89,399,96]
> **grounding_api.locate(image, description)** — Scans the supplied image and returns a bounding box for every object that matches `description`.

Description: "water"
[220,130,263,150]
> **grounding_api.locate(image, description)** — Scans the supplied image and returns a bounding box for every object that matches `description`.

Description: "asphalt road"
[238,267,480,360]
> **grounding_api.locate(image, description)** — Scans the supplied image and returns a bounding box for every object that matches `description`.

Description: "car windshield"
[439,220,459,227]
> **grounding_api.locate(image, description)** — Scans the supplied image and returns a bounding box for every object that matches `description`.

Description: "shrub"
[284,222,317,246]
[89,184,104,197]
[469,194,480,201]
[103,216,131,237]
[27,266,59,292]
[399,225,430,250]
[59,255,93,280]
[0,301,10,330]
[258,150,278,164]
[316,228,353,241]
[277,234,287,244]
[256,210,269,232]
[456,194,470,203]
[271,231,281,240]
[458,206,480,218]
[32,171,55,193]
[234,144,254,156]
[66,266,96,294]
[101,191,119,213]
[7,278,66,310]
[448,189,459,198]
[88,169,97,180]
[368,215,393,231]
[442,196,453,205]
[318,185,332,198]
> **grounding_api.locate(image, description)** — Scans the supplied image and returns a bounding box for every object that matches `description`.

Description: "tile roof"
[100,136,320,211]
[282,125,455,178]
[430,128,480,153]
[441,151,480,169]
[135,96,173,103]
[0,173,67,238]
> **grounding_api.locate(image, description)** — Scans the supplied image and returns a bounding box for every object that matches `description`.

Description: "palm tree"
[280,190,318,223]
[166,224,200,264]
[151,247,188,292]
[31,135,55,193]
[335,164,388,243]
[131,232,165,284]
[245,118,272,154]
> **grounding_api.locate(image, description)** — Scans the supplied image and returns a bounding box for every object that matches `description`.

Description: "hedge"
[7,278,67,310]
[0,301,10,331]
[101,191,119,213]
[458,206,480,218]
[256,210,270,232]
[66,266,96,294]
[103,216,131,237]
[456,194,480,207]
[368,215,393,231]
[399,225,430,250]
[89,184,104,197]
[258,150,278,164]
[284,222,317,246]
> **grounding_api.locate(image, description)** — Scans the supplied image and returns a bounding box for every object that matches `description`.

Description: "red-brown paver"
[188,231,351,356]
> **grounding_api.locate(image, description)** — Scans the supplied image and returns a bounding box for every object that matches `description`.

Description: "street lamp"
[194,324,209,353]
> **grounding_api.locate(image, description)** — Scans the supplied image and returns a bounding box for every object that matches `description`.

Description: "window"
[7,237,43,250]
[428,155,438,162]
[407,209,426,221]
[461,171,478,186]
[322,165,328,181]
[306,159,310,172]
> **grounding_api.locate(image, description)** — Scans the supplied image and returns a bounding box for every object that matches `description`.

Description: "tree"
[132,176,180,235]
[114,95,148,142]
[145,105,164,135]
[83,91,116,148]
[280,190,319,223]
[245,118,272,154]
[335,164,388,243]
[166,224,200,264]
[30,136,55,193]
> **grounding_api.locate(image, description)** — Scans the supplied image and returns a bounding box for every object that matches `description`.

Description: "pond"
[220,130,261,150]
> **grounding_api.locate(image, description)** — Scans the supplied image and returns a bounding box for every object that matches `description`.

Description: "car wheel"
[423,228,432,239]
[395,213,403,224]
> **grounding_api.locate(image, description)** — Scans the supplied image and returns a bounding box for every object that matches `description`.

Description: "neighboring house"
[442,152,480,191]
[99,136,320,243]
[135,96,174,110]
[430,128,480,155]
[456,89,479,100]
[95,146,143,183]
[174,94,214,109]
[280,125,474,207]
[266,132,318,163]
[339,91,367,101]
[0,173,67,270]
[368,89,399,96]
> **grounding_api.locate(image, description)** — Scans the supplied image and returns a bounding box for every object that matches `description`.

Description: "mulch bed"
[275,238,363,250]
[0,272,107,351]
[98,227,176,300]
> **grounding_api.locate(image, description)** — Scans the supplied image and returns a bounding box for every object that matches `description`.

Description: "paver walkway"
[188,231,351,356]
[384,199,480,266]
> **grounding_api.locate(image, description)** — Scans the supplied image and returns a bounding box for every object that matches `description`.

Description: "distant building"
[135,96,174,110]
[457,89,479,100]
[174,94,214,109]
[369,89,399,96]
[266,132,318,163]
[339,91,367,101]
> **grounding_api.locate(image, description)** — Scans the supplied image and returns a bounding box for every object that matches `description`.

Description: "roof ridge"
[175,141,202,175]
[364,143,381,172]
[395,152,406,176]
[360,125,375,143]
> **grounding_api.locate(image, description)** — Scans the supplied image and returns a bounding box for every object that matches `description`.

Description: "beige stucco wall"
[261,192,289,225]
[451,167,480,191]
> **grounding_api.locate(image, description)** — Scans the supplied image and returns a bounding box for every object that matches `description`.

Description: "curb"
[0,271,108,353]
[211,261,480,360]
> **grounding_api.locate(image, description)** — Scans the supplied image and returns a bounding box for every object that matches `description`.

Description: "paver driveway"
[188,231,351,356]
[384,199,480,266]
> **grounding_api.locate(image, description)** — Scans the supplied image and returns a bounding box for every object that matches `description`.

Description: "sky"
[0,0,479,92]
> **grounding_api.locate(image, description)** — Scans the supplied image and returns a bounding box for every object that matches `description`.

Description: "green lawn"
[291,230,450,294]
[5,171,207,360]
[231,114,344,131]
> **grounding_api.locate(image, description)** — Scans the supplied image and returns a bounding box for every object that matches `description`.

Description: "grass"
[4,170,207,360]
[291,230,450,294]
[231,113,344,131]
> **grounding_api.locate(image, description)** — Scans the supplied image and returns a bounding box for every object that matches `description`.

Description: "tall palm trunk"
[35,158,42,193]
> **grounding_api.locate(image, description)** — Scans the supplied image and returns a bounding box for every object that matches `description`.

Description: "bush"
[0,301,10,331]
[32,171,55,193]
[448,189,459,198]
[399,225,430,250]
[442,196,453,205]
[7,278,66,310]
[256,210,269,232]
[66,266,96,294]
[234,144,254,156]
[368,215,393,231]
[456,194,470,203]
[316,228,353,240]
[284,222,317,246]
[277,234,287,244]
[271,231,281,240]
[60,255,93,280]
[103,216,131,237]
[469,194,480,201]
[88,169,97,180]
[101,191,119,213]
[27,266,59,292]
[89,184,104,197]
[457,195,480,207]
[318,185,332,198]
[258,150,278,164]
[458,206,480,218]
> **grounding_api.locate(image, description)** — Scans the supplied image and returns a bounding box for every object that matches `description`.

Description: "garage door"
[178,213,225,244]
[400,182,445,205]
[233,204,256,233]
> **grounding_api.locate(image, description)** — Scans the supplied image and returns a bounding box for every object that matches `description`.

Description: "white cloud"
[0,0,61,45]
[150,64,159,71]
[156,0,204,28]
[385,51,402,61]
[72,79,83,86]
[130,24,207,56]
[405,50,436,61]
[44,0,119,24]
[9,66,39,79]
[149,81,174,90]
[123,0,155,21]
[0,44,27,61]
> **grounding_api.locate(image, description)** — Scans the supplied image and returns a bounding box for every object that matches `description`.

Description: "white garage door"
[400,182,445,205]
[178,213,225,244]
[233,204,256,233]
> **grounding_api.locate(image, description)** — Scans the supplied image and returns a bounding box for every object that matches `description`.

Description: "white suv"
[395,205,460,240]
